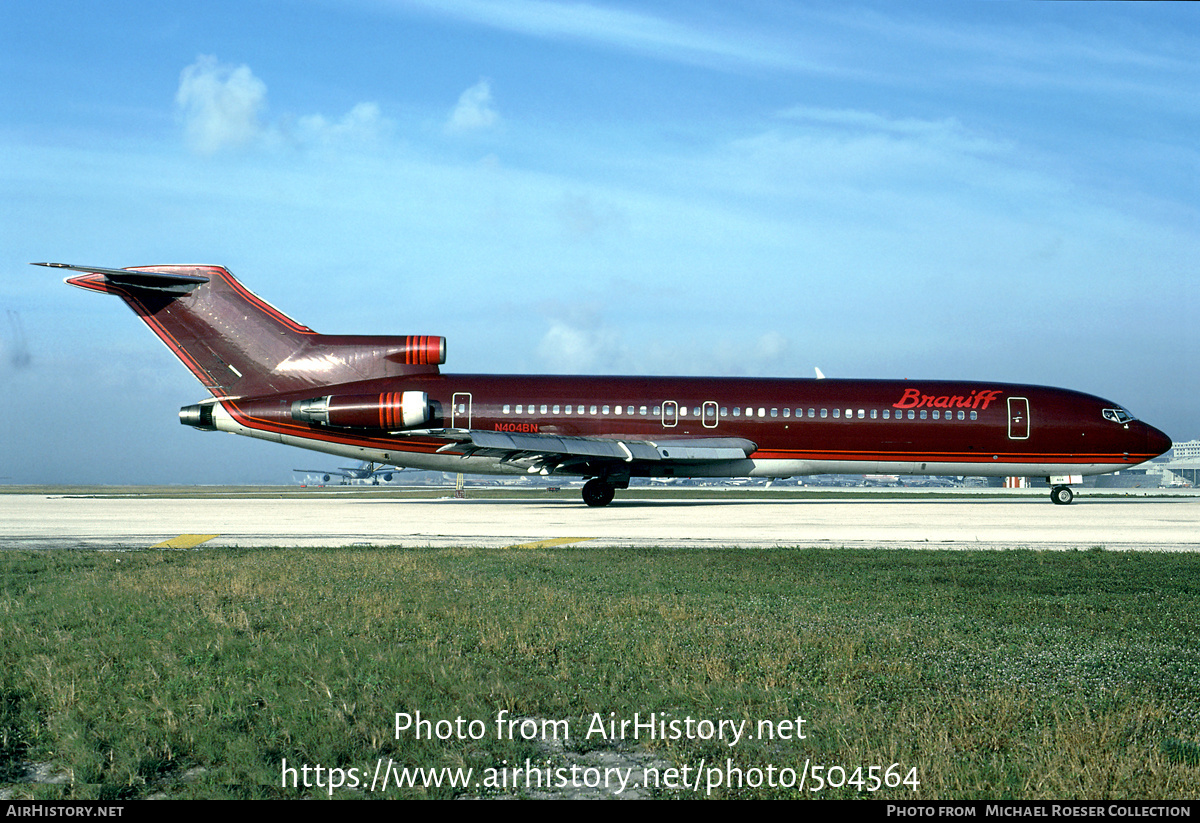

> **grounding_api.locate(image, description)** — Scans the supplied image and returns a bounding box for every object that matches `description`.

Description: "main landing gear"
[582,478,616,507]
[1050,485,1074,505]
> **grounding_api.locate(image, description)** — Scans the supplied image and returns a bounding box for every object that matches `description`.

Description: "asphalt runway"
[1,490,1197,551]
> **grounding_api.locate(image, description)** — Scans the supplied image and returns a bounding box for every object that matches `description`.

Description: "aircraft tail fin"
[46,263,444,397]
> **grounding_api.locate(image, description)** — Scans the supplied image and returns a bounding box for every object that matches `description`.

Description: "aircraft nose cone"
[1143,423,1172,458]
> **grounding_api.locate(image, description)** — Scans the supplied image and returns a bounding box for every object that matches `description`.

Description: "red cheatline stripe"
[214,268,316,335]
[72,277,222,391]
[224,401,443,453]
[218,400,1155,466]
[751,448,1154,463]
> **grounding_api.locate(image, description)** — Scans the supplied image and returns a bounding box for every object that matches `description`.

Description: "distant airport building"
[1156,439,1200,487]
[1171,439,1200,461]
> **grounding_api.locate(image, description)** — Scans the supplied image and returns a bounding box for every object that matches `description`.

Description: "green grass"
[1,546,1198,799]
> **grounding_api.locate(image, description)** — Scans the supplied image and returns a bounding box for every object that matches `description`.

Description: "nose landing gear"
[1047,475,1081,504]
[1050,485,1074,505]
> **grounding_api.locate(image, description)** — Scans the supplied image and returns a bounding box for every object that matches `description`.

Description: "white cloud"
[175,57,393,154]
[445,79,499,134]
[296,102,390,147]
[537,317,626,373]
[175,55,268,155]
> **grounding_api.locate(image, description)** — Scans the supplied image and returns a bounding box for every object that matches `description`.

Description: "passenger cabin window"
[494,400,993,425]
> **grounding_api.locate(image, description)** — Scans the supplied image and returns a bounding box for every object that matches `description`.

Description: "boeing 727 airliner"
[47,263,1172,506]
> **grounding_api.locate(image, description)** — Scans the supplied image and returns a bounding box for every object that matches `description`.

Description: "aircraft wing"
[294,468,361,478]
[433,430,756,476]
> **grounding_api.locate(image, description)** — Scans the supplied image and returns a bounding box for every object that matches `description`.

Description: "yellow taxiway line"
[505,537,595,550]
[152,534,220,549]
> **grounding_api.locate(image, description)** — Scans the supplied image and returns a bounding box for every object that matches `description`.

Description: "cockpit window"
[1102,408,1135,424]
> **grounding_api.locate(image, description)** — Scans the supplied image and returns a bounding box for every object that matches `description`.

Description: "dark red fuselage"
[217,372,1169,481]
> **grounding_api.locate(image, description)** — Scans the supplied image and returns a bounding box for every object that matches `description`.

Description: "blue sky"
[1,1,1196,483]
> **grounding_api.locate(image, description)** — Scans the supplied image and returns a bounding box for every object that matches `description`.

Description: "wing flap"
[441,430,755,471]
[468,430,660,461]
[652,439,756,461]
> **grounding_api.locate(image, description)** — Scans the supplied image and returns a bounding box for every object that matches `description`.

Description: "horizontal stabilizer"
[37,263,209,294]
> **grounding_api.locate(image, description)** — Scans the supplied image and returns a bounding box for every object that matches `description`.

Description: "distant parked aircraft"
[294,461,397,485]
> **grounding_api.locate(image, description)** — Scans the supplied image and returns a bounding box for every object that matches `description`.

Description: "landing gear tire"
[1051,485,1074,505]
[582,479,615,507]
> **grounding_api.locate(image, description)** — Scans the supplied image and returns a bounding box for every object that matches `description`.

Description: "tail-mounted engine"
[291,391,432,431]
[388,336,446,367]
[179,402,217,431]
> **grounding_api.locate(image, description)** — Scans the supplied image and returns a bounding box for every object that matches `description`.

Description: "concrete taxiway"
[1,489,1197,551]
